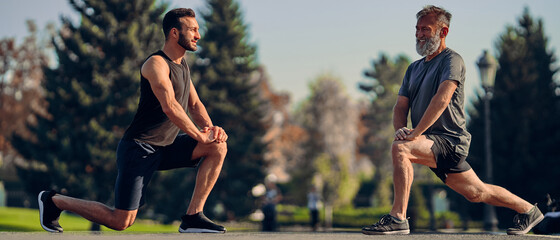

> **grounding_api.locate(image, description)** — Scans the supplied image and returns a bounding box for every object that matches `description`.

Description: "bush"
[271,204,474,230]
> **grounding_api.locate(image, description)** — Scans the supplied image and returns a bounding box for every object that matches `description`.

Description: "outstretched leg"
[51,194,137,231]
[446,169,543,235]
[445,169,532,213]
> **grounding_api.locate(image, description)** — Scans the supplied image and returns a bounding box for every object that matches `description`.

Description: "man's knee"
[461,188,487,203]
[391,141,408,162]
[109,211,136,231]
[109,218,134,231]
[203,142,227,159]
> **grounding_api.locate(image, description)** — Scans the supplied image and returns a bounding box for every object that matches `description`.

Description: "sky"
[1,0,559,107]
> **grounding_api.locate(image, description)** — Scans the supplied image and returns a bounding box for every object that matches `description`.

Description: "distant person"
[361,5,543,235]
[307,186,321,231]
[262,175,282,231]
[38,8,228,233]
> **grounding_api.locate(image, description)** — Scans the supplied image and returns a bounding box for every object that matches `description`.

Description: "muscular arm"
[186,80,228,143]
[406,80,458,140]
[141,56,213,143]
[393,96,410,131]
[187,80,213,128]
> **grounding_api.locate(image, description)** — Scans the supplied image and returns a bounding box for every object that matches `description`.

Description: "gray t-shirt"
[398,48,471,156]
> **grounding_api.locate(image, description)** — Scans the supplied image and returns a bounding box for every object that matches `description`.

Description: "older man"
[361,5,543,235]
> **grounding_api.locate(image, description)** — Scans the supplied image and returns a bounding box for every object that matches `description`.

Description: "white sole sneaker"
[179,227,225,233]
[38,191,60,233]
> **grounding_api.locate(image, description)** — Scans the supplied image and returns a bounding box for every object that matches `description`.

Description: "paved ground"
[1,232,559,240]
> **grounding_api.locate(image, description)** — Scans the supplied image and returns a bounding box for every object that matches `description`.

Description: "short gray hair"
[416,5,452,28]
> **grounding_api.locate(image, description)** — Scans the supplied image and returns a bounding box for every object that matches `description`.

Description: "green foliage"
[291,75,360,208]
[11,0,166,205]
[273,204,467,229]
[358,54,410,208]
[467,8,560,226]
[313,153,360,208]
[147,0,267,221]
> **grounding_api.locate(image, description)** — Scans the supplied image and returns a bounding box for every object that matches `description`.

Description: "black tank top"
[123,50,191,146]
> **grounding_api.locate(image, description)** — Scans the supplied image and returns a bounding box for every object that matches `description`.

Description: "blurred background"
[0,0,559,233]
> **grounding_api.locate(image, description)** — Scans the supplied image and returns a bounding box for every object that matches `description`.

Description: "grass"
[0,207,182,232]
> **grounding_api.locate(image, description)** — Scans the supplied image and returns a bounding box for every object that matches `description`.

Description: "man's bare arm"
[393,96,410,131]
[141,56,213,143]
[187,80,228,143]
[187,80,212,128]
[393,96,411,140]
[405,80,458,140]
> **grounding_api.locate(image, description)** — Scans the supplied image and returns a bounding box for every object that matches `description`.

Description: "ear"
[171,28,179,39]
[440,27,449,38]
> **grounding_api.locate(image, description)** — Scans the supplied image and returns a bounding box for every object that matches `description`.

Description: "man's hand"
[394,127,411,141]
[395,127,421,141]
[404,129,420,141]
[202,126,228,143]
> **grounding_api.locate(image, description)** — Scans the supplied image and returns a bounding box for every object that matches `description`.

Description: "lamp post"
[477,50,498,232]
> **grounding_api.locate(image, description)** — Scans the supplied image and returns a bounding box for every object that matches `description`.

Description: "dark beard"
[178,33,196,51]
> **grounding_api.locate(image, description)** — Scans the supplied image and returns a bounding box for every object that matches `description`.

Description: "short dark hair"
[163,8,196,39]
[417,5,452,28]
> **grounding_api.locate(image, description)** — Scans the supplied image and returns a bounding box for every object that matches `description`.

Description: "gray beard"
[416,31,441,57]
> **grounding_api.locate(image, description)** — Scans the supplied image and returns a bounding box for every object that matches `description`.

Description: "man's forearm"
[393,101,409,130]
[412,80,457,136]
[413,97,448,136]
[164,101,205,141]
[189,102,213,129]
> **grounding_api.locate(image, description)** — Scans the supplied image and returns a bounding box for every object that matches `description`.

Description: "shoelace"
[374,215,393,226]
[512,213,528,229]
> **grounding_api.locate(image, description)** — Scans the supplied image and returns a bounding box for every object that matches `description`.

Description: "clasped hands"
[201,126,228,143]
[394,127,419,141]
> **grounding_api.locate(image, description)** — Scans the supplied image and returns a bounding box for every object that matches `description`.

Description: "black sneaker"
[362,214,410,235]
[507,204,544,235]
[179,212,226,233]
[38,190,63,233]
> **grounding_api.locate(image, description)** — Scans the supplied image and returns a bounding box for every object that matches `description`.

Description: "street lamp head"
[476,50,498,88]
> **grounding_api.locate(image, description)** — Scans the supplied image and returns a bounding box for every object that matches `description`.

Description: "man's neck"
[162,43,186,64]
[425,41,447,62]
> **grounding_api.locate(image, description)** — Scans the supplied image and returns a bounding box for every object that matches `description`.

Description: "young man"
[38,8,228,233]
[361,5,543,235]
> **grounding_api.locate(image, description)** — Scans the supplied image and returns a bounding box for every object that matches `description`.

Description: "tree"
[12,0,166,216]
[358,54,411,207]
[467,8,560,225]
[295,74,361,209]
[149,0,267,221]
[0,21,50,191]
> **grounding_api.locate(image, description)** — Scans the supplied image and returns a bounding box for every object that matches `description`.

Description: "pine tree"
[467,8,559,223]
[12,0,166,207]
[189,0,267,219]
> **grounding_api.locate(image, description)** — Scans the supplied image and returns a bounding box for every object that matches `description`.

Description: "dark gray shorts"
[114,134,201,210]
[426,134,471,183]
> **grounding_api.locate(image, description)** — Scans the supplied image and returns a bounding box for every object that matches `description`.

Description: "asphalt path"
[1,232,559,240]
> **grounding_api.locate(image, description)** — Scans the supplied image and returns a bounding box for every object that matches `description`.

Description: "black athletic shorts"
[114,134,201,210]
[425,134,471,183]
